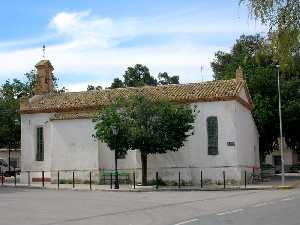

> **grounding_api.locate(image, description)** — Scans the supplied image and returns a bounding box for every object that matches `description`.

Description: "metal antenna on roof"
[42,44,46,59]
[200,65,204,82]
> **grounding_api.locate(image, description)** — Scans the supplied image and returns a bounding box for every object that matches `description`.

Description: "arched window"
[207,116,218,155]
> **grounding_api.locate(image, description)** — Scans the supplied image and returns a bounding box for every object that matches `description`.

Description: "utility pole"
[276,65,285,186]
[111,125,119,189]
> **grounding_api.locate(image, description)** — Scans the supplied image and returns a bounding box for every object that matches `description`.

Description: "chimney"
[33,60,54,95]
[235,66,245,80]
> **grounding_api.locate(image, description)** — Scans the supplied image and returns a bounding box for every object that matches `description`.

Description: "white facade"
[21,89,260,184]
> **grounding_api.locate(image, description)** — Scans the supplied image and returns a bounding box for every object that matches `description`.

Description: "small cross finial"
[42,45,46,58]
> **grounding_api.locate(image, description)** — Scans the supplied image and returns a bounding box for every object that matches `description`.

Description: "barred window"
[36,127,44,161]
[207,116,218,155]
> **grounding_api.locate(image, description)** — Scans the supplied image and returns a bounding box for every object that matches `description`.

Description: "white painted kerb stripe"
[173,218,199,225]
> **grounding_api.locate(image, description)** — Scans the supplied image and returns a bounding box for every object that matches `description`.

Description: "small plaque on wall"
[227,141,235,146]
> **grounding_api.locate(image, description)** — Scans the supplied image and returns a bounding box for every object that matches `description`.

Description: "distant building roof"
[20,79,253,114]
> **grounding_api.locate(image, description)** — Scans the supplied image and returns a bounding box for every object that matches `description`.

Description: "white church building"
[20,60,260,184]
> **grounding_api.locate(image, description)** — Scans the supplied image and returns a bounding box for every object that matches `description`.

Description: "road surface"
[0,187,299,225]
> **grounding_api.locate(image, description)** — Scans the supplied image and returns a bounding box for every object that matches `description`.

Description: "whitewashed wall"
[97,100,258,183]
[20,113,54,182]
[234,100,260,180]
[21,98,260,184]
[50,119,98,170]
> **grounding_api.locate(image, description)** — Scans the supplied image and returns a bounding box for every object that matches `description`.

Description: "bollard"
[244,170,247,189]
[156,172,159,190]
[14,167,16,187]
[133,172,136,189]
[72,171,75,189]
[200,170,203,188]
[110,173,113,189]
[89,171,92,190]
[57,171,60,189]
[42,171,45,188]
[178,171,181,189]
[28,171,31,186]
[223,171,226,189]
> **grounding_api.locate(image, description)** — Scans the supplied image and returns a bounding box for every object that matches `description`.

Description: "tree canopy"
[87,85,102,91]
[211,34,300,155]
[94,100,131,157]
[109,64,179,89]
[158,72,179,85]
[109,78,124,89]
[240,0,300,70]
[123,64,157,87]
[94,95,195,185]
[0,79,23,148]
[0,70,62,149]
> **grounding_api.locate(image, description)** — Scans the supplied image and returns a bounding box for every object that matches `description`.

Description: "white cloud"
[64,80,112,92]
[0,10,266,90]
[48,11,139,49]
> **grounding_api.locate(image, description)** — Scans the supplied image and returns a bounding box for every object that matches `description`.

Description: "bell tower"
[33,60,54,95]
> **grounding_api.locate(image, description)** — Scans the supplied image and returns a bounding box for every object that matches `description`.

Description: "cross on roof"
[42,45,46,58]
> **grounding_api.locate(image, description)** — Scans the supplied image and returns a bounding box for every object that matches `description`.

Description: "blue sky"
[0,0,266,91]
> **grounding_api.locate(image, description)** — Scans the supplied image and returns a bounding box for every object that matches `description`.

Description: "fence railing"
[0,166,266,190]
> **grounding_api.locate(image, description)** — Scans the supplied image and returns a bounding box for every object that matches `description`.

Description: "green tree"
[109,78,124,89]
[110,66,180,89]
[123,64,157,87]
[0,69,62,150]
[0,79,23,149]
[211,34,300,155]
[94,99,131,157]
[110,64,158,89]
[211,34,271,80]
[128,96,195,185]
[158,72,179,85]
[94,96,195,185]
[240,0,300,70]
[87,85,102,91]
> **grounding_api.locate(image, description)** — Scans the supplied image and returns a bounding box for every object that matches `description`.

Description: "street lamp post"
[8,142,11,174]
[276,65,285,186]
[111,125,119,189]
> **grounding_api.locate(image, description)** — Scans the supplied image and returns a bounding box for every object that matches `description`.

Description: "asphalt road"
[178,192,300,225]
[0,187,300,225]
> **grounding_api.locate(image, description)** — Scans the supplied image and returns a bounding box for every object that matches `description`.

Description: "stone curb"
[276,185,294,190]
[1,184,276,192]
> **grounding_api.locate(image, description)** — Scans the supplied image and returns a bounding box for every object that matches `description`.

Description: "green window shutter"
[207,117,218,155]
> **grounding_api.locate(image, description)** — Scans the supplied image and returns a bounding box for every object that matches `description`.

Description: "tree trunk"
[141,151,148,186]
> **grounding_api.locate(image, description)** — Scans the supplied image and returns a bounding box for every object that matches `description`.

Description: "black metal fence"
[0,167,265,190]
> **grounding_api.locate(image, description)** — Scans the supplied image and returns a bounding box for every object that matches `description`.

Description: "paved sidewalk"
[1,182,274,192]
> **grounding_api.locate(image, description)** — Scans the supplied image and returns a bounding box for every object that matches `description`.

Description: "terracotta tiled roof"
[20,79,251,114]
